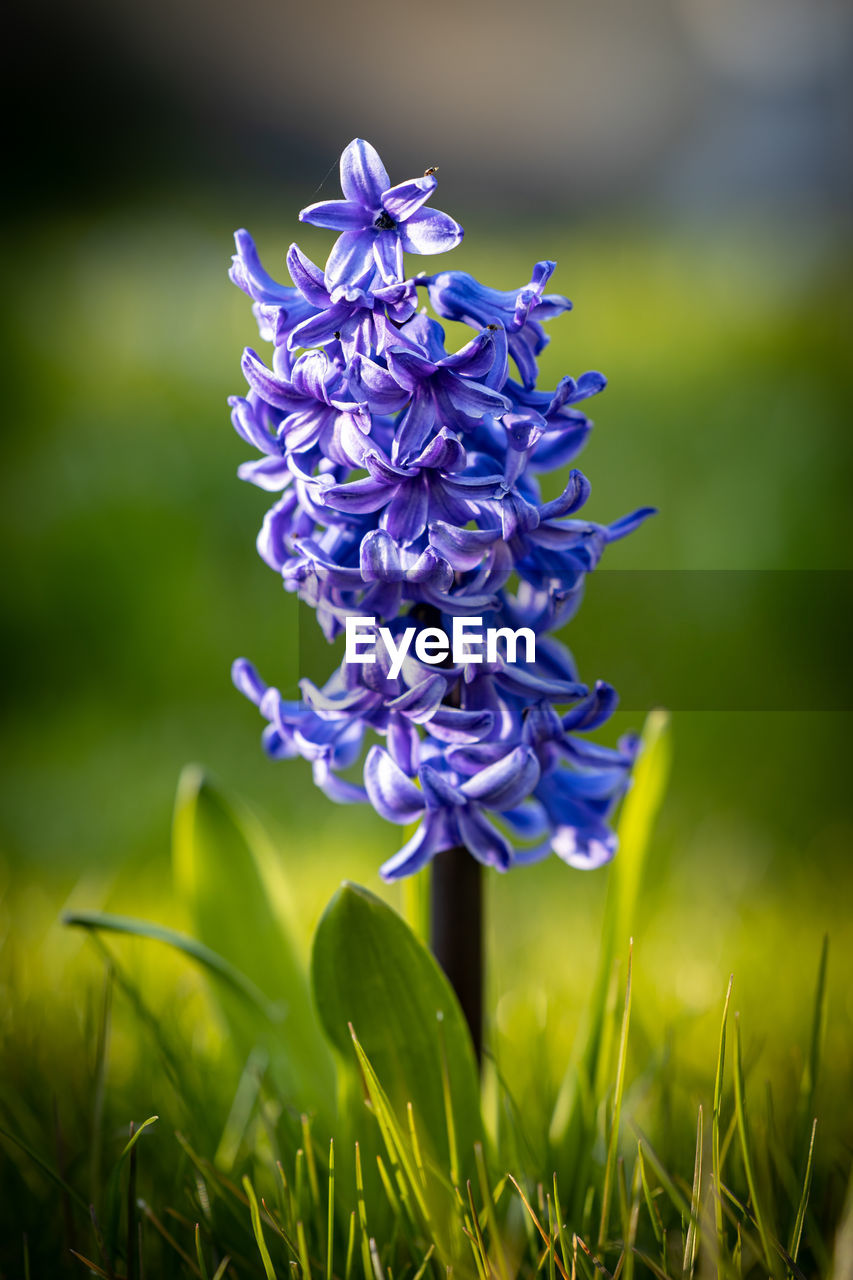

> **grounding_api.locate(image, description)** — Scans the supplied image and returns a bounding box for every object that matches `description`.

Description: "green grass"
[0,715,850,1276]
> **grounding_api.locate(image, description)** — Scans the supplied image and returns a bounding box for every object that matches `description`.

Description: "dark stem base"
[430,845,483,1064]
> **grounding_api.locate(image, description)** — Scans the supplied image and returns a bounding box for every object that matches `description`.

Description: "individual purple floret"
[229,139,655,880]
[299,138,463,290]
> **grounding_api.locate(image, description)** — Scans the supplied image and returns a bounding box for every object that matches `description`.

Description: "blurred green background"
[2,0,852,1265]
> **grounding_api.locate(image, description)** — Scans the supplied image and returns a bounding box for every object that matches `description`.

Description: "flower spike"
[229,139,655,878]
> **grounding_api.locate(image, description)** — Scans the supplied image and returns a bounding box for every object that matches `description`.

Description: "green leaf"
[173,766,334,1121]
[63,911,278,1018]
[311,882,482,1184]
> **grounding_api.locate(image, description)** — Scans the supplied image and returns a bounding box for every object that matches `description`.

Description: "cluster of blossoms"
[230,139,654,881]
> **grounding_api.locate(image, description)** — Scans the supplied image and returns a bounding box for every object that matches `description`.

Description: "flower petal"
[419,765,465,809]
[393,391,439,464]
[561,681,618,731]
[538,469,591,520]
[241,349,305,412]
[569,370,607,402]
[313,758,367,805]
[286,243,330,307]
[455,807,512,870]
[237,456,291,491]
[442,373,511,419]
[552,824,616,870]
[607,507,657,541]
[427,706,495,744]
[381,173,437,221]
[257,497,294,570]
[230,230,294,306]
[349,353,411,414]
[228,394,279,454]
[364,745,425,823]
[380,811,453,880]
[439,328,498,379]
[232,658,267,706]
[399,207,464,256]
[299,199,368,231]
[388,675,446,722]
[340,138,389,208]
[322,474,391,514]
[460,745,540,810]
[428,521,498,571]
[289,302,353,351]
[382,474,429,544]
[324,230,377,291]
[359,528,401,580]
[388,715,420,775]
[373,233,404,284]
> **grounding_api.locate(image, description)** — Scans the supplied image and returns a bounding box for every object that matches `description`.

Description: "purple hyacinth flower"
[380,315,511,463]
[229,139,657,879]
[285,244,419,359]
[299,139,463,290]
[229,229,321,362]
[365,744,541,879]
[424,261,572,389]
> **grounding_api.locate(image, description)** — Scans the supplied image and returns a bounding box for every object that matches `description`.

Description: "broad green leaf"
[311,882,482,1184]
[172,765,334,1122]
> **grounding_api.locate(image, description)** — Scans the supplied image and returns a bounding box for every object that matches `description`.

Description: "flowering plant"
[230,139,654,885]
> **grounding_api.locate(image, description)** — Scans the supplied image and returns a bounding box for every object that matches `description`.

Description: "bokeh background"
[2,0,852,1261]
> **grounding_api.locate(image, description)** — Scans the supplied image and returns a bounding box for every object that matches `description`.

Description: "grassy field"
[0,200,851,1275]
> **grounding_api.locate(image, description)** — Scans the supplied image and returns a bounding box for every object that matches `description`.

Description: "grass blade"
[477,1141,510,1280]
[344,1209,356,1280]
[69,1250,112,1279]
[64,910,280,1021]
[90,967,112,1207]
[296,1219,312,1280]
[682,1105,703,1279]
[508,1175,570,1280]
[788,1119,816,1267]
[326,1139,335,1280]
[551,712,670,1166]
[732,1014,774,1276]
[119,1115,159,1162]
[0,1123,89,1212]
[636,1143,664,1249]
[138,1200,202,1275]
[553,1174,573,1280]
[194,1223,211,1280]
[598,941,633,1251]
[243,1175,278,1280]
[355,1143,373,1280]
[437,1011,460,1189]
[634,1132,693,1225]
[713,978,733,1280]
[411,1244,435,1280]
[798,938,827,1158]
[348,1028,432,1232]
